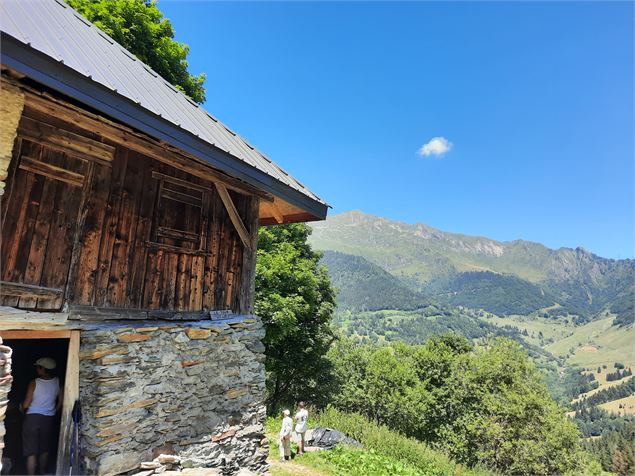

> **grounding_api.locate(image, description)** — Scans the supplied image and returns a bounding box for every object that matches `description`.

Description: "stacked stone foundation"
[0,337,13,473]
[78,315,268,475]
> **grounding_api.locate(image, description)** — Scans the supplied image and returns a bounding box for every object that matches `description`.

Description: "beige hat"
[282,409,290,416]
[34,357,56,370]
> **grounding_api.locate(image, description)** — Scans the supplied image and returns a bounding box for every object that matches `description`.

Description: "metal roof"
[0,0,327,218]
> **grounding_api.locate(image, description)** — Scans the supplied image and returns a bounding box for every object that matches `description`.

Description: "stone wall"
[78,316,268,476]
[0,81,24,195]
[0,337,13,472]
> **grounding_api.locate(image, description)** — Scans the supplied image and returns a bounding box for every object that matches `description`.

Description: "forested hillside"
[430,271,556,315]
[321,251,429,311]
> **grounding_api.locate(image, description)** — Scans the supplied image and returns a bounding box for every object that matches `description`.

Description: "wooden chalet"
[0,1,328,474]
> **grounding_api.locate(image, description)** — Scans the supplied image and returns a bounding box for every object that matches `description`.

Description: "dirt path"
[268,458,328,476]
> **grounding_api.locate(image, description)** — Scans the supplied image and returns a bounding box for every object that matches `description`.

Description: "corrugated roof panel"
[0,0,326,205]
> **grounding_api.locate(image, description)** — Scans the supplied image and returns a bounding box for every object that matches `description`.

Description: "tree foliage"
[67,0,206,103]
[611,285,635,326]
[605,368,633,382]
[312,407,489,476]
[438,271,557,316]
[584,422,635,475]
[575,406,635,438]
[328,335,594,475]
[545,367,598,405]
[255,224,336,409]
[321,251,429,311]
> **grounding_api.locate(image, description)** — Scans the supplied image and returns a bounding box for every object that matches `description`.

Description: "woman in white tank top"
[22,357,62,475]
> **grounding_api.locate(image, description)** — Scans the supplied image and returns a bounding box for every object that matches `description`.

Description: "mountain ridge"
[310,210,634,320]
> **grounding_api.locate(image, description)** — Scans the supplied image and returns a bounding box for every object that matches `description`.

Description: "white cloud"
[417,136,453,158]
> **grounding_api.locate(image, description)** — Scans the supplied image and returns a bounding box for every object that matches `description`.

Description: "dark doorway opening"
[3,338,68,475]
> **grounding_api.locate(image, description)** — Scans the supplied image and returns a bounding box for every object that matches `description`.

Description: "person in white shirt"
[21,357,61,476]
[278,409,293,461]
[294,401,308,455]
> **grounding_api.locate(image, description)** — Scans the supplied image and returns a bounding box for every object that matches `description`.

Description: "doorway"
[3,338,67,475]
[0,330,79,476]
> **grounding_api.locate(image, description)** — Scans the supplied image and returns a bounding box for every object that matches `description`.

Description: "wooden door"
[0,139,90,310]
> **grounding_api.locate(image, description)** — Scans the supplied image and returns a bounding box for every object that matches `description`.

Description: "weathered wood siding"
[1,103,258,314]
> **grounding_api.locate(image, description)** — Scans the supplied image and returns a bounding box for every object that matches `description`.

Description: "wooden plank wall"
[0,101,259,314]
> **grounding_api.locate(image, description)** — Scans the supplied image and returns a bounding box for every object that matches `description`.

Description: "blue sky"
[161,1,633,259]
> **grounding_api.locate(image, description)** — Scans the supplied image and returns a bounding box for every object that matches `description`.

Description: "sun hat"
[34,357,56,370]
[283,409,290,416]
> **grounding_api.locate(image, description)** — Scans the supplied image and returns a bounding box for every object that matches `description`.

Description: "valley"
[310,210,635,471]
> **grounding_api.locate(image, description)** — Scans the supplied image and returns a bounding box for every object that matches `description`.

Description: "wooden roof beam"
[265,201,285,224]
[21,88,274,202]
[215,183,253,251]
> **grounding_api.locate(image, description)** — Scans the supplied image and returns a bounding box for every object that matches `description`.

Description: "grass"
[553,318,635,396]
[572,377,628,403]
[266,408,492,476]
[598,394,635,416]
[545,317,613,356]
[481,314,635,410]
[567,323,635,369]
[300,446,435,476]
[484,314,572,347]
[483,314,635,382]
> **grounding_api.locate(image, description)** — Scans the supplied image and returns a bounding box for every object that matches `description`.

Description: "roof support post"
[215,182,254,251]
[239,196,260,314]
[0,81,24,195]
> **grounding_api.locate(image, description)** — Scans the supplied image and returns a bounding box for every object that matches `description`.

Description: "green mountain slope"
[320,251,429,312]
[434,271,556,316]
[310,210,634,321]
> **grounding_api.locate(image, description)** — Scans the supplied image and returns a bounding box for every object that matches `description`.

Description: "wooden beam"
[239,197,260,314]
[23,91,274,202]
[145,241,213,257]
[68,305,212,321]
[63,162,95,305]
[0,330,72,339]
[56,330,79,475]
[259,211,321,226]
[19,155,84,187]
[161,189,202,207]
[0,306,69,330]
[156,226,200,243]
[268,201,285,224]
[151,171,209,193]
[20,115,115,164]
[215,183,253,251]
[0,281,63,300]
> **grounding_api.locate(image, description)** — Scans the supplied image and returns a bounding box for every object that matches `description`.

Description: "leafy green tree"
[67,0,206,103]
[255,224,336,409]
[328,335,597,475]
[433,338,584,474]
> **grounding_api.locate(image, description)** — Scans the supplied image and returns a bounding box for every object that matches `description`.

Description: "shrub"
[327,336,599,475]
[313,406,490,476]
[307,446,427,476]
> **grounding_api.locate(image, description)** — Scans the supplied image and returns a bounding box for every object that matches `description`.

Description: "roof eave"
[0,33,328,221]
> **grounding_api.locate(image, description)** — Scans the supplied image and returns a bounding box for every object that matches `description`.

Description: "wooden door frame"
[0,329,80,475]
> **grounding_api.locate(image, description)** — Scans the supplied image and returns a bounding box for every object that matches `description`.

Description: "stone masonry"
[0,80,24,195]
[78,316,268,476]
[0,337,13,473]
